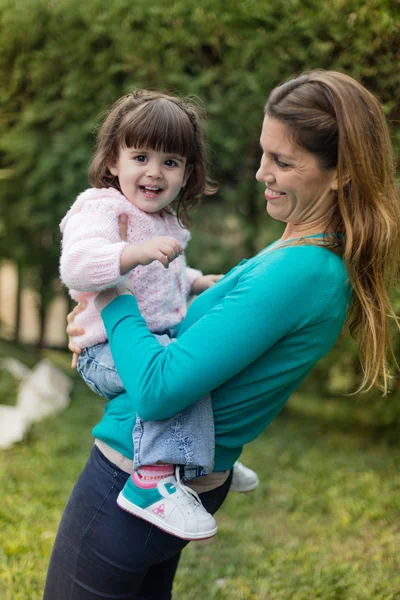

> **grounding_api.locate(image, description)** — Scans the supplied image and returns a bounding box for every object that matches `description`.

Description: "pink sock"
[131,465,175,489]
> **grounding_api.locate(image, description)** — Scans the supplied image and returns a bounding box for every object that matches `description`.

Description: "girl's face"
[256,116,338,226]
[109,146,190,213]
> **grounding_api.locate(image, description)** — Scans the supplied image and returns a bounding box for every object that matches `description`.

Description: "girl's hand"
[66,302,87,368]
[140,236,183,268]
[191,274,224,295]
[120,236,183,274]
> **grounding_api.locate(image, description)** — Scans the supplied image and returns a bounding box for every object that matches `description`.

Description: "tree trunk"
[14,261,23,344]
[37,266,53,349]
[243,140,262,257]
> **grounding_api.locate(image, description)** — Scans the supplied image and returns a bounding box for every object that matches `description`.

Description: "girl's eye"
[134,155,147,163]
[165,159,178,167]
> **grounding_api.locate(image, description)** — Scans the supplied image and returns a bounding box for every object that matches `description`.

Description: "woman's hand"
[94,282,134,313]
[67,302,87,368]
[66,214,130,368]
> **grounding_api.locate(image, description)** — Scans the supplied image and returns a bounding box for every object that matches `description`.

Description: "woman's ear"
[331,169,350,191]
[330,169,339,191]
[182,164,194,186]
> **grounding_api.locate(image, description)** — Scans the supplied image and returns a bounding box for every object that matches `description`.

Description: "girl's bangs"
[120,100,195,159]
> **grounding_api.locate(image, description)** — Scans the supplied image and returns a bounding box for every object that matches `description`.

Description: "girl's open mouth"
[140,186,163,198]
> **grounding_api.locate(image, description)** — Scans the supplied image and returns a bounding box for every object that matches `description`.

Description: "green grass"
[0,348,399,599]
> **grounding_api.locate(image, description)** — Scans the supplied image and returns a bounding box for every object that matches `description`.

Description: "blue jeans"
[43,444,232,599]
[77,339,215,477]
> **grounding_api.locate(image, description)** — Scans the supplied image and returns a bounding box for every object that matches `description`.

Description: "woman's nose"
[256,159,275,184]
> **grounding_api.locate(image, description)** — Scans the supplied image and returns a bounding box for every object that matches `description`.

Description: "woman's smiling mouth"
[264,187,286,200]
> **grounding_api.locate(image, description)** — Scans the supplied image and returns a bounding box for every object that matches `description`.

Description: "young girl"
[60,90,257,541]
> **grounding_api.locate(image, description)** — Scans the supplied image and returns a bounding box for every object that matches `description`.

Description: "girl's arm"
[61,209,183,289]
[60,209,128,292]
[99,252,323,420]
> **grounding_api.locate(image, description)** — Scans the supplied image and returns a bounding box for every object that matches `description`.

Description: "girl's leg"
[78,338,215,473]
[117,394,216,539]
[134,333,214,474]
[116,331,216,540]
[133,394,215,475]
[77,342,124,399]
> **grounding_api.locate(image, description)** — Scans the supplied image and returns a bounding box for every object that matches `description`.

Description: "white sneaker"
[230,461,259,492]
[117,466,218,540]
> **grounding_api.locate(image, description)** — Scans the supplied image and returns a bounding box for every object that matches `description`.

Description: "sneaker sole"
[116,492,218,541]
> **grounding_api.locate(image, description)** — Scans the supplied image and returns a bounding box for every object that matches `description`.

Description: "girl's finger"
[67,324,84,336]
[156,252,170,268]
[165,241,182,258]
[68,336,81,351]
[172,241,183,255]
[161,245,178,262]
[163,238,182,255]
[67,302,86,323]
[71,352,79,369]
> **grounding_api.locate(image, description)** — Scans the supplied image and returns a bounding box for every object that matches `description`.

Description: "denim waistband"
[94,439,133,474]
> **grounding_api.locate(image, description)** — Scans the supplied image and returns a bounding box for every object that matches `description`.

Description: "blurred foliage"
[0,0,399,395]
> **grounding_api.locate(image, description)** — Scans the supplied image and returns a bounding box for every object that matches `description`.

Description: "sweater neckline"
[258,233,336,259]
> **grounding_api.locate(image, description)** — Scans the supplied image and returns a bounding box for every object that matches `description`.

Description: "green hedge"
[1,0,399,393]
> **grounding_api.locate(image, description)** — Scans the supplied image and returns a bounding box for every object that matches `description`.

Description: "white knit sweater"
[60,188,202,349]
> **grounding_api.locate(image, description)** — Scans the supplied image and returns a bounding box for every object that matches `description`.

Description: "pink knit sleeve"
[60,206,129,292]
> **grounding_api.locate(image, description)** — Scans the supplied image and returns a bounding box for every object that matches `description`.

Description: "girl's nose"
[146,162,163,179]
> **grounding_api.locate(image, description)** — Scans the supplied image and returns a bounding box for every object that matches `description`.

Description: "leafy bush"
[1,0,399,390]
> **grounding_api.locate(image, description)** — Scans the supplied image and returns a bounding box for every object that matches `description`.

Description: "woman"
[44,70,400,599]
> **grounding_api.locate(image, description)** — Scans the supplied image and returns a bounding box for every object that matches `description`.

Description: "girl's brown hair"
[266,70,400,394]
[89,90,217,225]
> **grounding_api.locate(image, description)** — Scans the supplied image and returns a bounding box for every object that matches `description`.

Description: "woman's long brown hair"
[266,70,400,393]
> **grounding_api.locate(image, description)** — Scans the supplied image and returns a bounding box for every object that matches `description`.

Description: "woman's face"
[256,116,338,226]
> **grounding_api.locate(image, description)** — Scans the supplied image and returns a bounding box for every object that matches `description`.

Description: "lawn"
[0,348,399,599]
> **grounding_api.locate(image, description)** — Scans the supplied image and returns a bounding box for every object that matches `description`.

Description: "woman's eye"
[275,157,290,168]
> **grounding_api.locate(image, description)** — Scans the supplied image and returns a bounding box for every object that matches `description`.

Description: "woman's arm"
[100,253,320,420]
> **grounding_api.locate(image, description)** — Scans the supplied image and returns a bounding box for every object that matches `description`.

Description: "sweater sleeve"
[101,252,323,420]
[60,208,129,292]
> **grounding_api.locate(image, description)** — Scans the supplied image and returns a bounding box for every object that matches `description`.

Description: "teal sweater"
[93,241,350,471]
